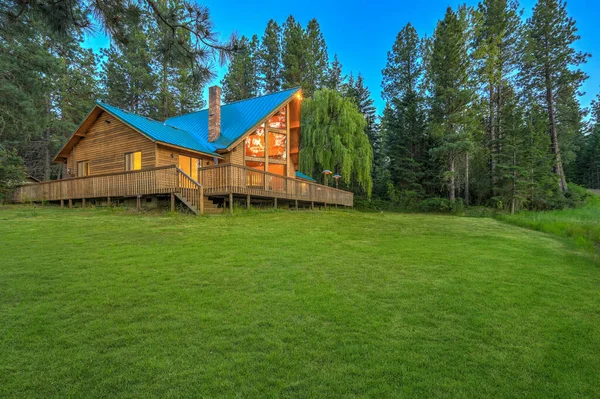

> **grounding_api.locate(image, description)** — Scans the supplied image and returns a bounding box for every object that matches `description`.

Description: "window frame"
[77,160,91,177]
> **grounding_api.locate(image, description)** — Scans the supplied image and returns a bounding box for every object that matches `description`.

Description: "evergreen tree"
[427,7,475,202]
[472,0,522,197]
[281,15,306,92]
[300,89,373,195]
[381,23,429,198]
[520,0,589,193]
[258,19,282,93]
[325,54,345,91]
[221,35,260,103]
[303,18,329,96]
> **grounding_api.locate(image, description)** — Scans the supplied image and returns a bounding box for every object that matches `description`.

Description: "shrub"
[417,197,464,214]
[0,147,26,203]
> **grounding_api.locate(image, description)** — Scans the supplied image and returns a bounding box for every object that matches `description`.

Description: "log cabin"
[13,86,353,214]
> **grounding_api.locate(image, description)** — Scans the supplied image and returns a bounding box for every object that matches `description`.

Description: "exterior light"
[322,170,332,186]
[333,174,341,189]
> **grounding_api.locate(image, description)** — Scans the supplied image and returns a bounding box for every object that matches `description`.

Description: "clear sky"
[83,0,600,115]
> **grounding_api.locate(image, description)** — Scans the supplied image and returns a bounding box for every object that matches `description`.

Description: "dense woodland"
[1,0,599,211]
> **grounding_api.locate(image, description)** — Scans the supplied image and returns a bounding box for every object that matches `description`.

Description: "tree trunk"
[449,156,456,202]
[162,61,169,120]
[545,70,568,193]
[489,84,496,195]
[465,151,469,206]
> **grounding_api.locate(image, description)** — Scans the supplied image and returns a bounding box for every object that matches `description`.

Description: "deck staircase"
[175,168,222,215]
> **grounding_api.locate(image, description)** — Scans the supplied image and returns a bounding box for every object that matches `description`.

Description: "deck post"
[82,198,86,208]
[247,194,251,209]
[136,196,140,210]
[107,196,111,206]
[171,192,175,212]
[60,199,64,208]
[274,197,277,208]
[229,192,233,215]
[68,199,72,208]
[199,187,204,215]
[311,201,314,210]
[295,199,298,210]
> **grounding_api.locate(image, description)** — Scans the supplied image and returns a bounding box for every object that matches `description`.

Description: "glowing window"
[268,132,287,161]
[125,152,142,171]
[245,124,265,158]
[268,164,286,176]
[268,107,287,129]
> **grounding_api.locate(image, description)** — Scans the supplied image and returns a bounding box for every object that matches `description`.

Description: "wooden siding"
[221,142,245,166]
[65,112,156,177]
[156,144,215,168]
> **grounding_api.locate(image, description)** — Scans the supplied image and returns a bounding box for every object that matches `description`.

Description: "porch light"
[322,170,332,186]
[333,174,341,189]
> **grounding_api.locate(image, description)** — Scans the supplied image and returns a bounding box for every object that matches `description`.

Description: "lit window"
[178,155,200,181]
[245,124,265,158]
[125,152,142,171]
[268,164,286,176]
[77,160,90,177]
[268,107,287,129]
[268,132,287,161]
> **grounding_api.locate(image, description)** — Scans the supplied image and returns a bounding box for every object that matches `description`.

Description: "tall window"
[125,151,142,171]
[268,107,287,129]
[268,132,287,161]
[77,160,90,177]
[245,124,265,158]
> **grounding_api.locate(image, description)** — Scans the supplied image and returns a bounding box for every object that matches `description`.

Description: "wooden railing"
[13,166,180,203]
[12,164,353,208]
[198,164,353,207]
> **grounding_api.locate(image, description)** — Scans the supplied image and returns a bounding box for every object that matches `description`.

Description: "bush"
[565,183,591,208]
[417,197,464,214]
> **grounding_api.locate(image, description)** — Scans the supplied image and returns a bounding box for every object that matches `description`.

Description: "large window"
[125,151,142,171]
[268,132,287,161]
[178,155,200,181]
[245,124,265,158]
[268,107,287,129]
[77,160,90,177]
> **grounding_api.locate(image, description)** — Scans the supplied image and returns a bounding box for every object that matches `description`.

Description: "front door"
[178,155,199,181]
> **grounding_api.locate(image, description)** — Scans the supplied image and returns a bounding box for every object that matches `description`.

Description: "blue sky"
[83,0,599,115]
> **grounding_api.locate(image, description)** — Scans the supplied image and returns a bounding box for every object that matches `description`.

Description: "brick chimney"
[208,85,221,142]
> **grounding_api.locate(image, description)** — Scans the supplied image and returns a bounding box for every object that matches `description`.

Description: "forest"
[1,0,599,212]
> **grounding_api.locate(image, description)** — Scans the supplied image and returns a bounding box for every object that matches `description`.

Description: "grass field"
[1,206,599,398]
[499,193,600,251]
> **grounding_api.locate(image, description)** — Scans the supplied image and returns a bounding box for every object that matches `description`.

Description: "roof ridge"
[165,86,301,122]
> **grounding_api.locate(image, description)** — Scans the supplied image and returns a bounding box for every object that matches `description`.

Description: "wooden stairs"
[175,168,223,215]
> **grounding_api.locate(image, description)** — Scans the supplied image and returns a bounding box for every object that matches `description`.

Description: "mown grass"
[499,194,600,251]
[1,206,599,398]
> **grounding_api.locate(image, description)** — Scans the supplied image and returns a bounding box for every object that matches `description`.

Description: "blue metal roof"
[164,87,301,150]
[295,171,316,182]
[96,101,220,156]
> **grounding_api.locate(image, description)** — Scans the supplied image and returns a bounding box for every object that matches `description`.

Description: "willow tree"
[299,89,373,196]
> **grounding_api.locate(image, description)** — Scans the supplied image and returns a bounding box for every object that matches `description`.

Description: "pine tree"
[381,23,429,198]
[472,0,522,197]
[427,7,475,202]
[520,0,589,193]
[325,54,345,91]
[258,19,282,93]
[303,18,329,96]
[281,15,306,91]
[221,35,260,103]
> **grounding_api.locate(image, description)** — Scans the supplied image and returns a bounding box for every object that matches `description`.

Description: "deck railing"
[12,166,179,203]
[12,164,354,207]
[198,164,353,207]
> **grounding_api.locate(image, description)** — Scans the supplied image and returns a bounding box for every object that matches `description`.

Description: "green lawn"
[1,206,599,398]
[499,194,600,251]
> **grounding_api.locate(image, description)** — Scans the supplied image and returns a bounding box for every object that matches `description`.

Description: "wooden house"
[13,87,353,214]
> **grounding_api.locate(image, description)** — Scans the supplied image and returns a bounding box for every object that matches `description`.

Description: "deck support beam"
[60,199,64,208]
[68,199,72,208]
[295,200,298,210]
[136,196,140,210]
[199,188,204,215]
[107,196,111,206]
[311,201,314,210]
[247,194,251,209]
[229,192,233,215]
[82,198,86,208]
[274,197,277,208]
[171,192,175,212]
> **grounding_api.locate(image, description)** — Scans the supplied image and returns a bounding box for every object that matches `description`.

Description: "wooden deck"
[12,164,353,214]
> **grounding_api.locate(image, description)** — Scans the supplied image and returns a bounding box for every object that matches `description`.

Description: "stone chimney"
[208,85,221,142]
